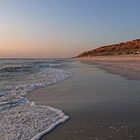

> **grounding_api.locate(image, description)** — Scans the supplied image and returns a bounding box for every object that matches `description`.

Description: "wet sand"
[27,60,140,140]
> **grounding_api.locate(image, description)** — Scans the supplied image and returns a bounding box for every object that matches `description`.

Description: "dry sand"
[79,55,140,61]
[78,55,140,80]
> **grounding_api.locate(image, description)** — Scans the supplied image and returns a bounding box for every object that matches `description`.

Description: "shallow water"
[0,59,72,140]
[28,60,140,140]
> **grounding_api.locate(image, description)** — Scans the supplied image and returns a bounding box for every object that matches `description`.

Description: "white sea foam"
[31,106,69,140]
[0,102,69,140]
[0,67,72,140]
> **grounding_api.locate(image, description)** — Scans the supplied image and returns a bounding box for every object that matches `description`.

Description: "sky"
[0,0,140,58]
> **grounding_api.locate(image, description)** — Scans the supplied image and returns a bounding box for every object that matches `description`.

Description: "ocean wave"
[0,66,72,140]
[0,65,33,73]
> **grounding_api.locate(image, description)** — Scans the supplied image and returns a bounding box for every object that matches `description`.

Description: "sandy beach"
[78,55,140,80]
[27,58,140,140]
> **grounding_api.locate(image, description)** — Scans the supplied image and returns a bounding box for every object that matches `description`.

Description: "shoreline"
[0,67,72,140]
[27,61,140,140]
[30,105,69,140]
[77,55,140,80]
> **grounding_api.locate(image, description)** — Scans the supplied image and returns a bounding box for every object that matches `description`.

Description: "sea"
[0,59,72,140]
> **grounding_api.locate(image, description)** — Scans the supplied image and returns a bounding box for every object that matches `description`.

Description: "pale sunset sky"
[0,0,140,58]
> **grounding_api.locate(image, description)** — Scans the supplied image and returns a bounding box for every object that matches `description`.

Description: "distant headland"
[77,39,140,58]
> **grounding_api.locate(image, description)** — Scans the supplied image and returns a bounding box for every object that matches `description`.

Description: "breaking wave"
[0,59,72,140]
